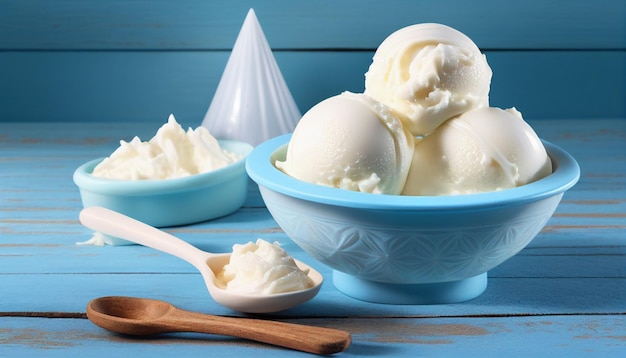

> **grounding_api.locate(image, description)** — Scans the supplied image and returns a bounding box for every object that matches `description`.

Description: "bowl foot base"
[333,271,487,304]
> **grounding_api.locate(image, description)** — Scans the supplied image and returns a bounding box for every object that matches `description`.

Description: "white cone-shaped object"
[201,9,301,146]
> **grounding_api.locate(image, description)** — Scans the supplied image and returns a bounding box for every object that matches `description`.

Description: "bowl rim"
[246,134,580,211]
[74,139,253,196]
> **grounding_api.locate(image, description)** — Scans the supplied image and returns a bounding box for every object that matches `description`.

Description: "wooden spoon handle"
[167,308,350,354]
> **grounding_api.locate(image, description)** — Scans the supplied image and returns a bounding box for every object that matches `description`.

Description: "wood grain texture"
[1,0,624,50]
[1,51,624,123]
[1,315,625,357]
[1,0,624,122]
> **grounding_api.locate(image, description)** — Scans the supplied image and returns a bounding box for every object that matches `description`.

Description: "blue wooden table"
[1,118,625,356]
[1,0,625,356]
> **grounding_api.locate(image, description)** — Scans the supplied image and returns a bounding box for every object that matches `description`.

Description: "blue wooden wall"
[0,0,624,128]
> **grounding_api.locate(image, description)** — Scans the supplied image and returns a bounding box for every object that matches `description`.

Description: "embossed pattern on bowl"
[246,134,580,302]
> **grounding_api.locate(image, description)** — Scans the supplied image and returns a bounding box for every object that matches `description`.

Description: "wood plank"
[2,237,625,279]
[1,0,624,50]
[1,51,624,123]
[2,314,626,358]
[1,272,625,317]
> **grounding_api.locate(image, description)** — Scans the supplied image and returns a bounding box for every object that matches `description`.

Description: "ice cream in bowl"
[245,23,580,304]
[73,115,253,229]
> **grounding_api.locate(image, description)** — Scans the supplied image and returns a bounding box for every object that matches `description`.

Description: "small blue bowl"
[74,140,253,228]
[246,134,580,304]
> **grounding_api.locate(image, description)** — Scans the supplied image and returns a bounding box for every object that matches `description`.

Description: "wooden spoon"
[87,296,351,355]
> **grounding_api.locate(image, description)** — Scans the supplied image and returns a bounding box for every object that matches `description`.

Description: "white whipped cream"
[217,239,313,294]
[76,231,132,246]
[92,114,239,180]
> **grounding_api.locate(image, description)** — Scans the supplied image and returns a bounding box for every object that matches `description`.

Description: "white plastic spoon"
[79,206,323,313]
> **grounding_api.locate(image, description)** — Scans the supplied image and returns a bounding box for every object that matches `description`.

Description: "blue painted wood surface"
[1,119,625,356]
[1,0,625,123]
[2,315,625,357]
[2,0,624,49]
[1,1,626,355]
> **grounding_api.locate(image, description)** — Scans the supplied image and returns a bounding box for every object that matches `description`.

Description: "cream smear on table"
[217,239,314,294]
[92,114,240,180]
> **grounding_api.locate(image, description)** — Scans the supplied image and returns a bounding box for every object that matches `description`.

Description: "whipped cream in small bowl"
[73,115,253,229]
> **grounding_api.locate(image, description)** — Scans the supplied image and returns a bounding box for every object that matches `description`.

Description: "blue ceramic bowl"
[74,140,253,228]
[246,134,580,304]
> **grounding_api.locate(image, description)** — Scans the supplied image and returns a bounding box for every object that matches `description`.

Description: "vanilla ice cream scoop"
[402,107,552,196]
[276,92,414,194]
[365,23,492,136]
